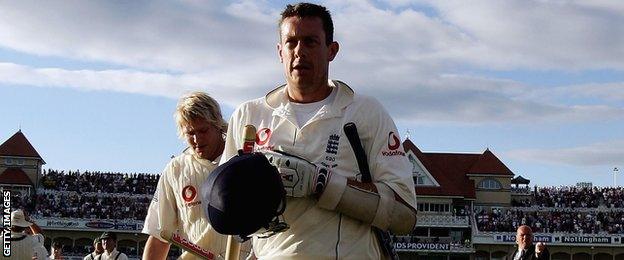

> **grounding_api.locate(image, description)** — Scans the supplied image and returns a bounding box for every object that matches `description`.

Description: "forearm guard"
[317,174,417,235]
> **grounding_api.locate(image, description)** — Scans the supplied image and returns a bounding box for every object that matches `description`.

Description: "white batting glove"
[262,150,331,198]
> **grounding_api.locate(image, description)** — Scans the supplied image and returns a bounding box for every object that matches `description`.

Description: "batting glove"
[262,150,331,198]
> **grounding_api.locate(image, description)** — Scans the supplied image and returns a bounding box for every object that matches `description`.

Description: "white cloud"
[5,1,622,73]
[554,83,624,103]
[0,0,623,125]
[225,0,279,24]
[0,1,279,72]
[573,0,624,15]
[4,61,620,126]
[507,140,624,167]
[0,62,280,107]
[421,0,624,70]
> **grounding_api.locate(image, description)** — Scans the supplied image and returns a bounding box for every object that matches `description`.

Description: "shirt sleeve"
[142,162,179,242]
[364,97,417,209]
[221,104,245,164]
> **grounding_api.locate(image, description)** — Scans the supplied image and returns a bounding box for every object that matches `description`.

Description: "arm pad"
[317,174,417,234]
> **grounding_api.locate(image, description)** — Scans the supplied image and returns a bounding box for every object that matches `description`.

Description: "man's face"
[95,242,104,254]
[102,238,116,252]
[52,247,62,258]
[516,226,533,249]
[278,16,338,91]
[184,118,223,161]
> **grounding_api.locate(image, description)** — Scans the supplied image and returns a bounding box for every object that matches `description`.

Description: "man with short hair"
[1,209,48,260]
[84,237,104,260]
[50,241,64,259]
[142,92,249,259]
[222,2,417,259]
[509,225,549,260]
[96,232,128,260]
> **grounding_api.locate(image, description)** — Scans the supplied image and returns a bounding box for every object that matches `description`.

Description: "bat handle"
[242,125,257,154]
[225,125,256,260]
[343,122,372,183]
[225,237,241,260]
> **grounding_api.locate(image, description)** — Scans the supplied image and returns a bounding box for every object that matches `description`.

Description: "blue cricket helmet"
[201,151,287,241]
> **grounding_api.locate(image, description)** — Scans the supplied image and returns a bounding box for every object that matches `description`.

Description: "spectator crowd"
[8,169,159,221]
[34,192,150,220]
[512,186,624,208]
[40,169,158,195]
[477,208,624,234]
[16,171,624,232]
[480,186,624,234]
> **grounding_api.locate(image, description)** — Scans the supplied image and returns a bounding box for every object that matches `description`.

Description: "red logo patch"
[388,132,401,150]
[256,128,272,145]
[182,185,197,202]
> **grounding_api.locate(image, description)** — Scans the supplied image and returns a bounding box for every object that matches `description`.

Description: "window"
[413,175,424,185]
[478,178,502,190]
[408,154,417,169]
[409,154,422,176]
[417,203,451,212]
[5,158,12,165]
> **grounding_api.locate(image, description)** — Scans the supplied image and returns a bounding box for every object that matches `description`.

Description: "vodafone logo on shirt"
[388,132,401,150]
[382,131,405,156]
[182,185,201,207]
[256,128,272,145]
[255,128,275,151]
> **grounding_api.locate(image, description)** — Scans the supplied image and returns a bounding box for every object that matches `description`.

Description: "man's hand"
[535,242,546,254]
[263,150,331,197]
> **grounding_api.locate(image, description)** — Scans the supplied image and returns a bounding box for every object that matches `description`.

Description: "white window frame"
[478,178,502,190]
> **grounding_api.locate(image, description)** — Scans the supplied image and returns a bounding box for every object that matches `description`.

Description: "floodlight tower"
[615,167,619,187]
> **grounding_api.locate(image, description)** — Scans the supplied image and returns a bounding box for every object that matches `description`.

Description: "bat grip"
[343,122,372,183]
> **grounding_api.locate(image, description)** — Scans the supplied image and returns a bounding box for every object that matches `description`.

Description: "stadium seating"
[478,186,624,234]
[33,169,156,220]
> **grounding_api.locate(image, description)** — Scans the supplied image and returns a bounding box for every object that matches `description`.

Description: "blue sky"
[1,0,623,187]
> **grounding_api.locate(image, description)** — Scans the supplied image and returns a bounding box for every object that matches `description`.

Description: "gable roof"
[0,131,44,161]
[467,149,514,176]
[404,139,476,199]
[0,168,33,186]
[403,140,514,199]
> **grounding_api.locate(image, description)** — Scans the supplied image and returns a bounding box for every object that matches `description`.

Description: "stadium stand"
[476,208,624,234]
[3,130,624,260]
[511,186,624,208]
[34,190,151,220]
[0,131,172,259]
[40,169,158,195]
